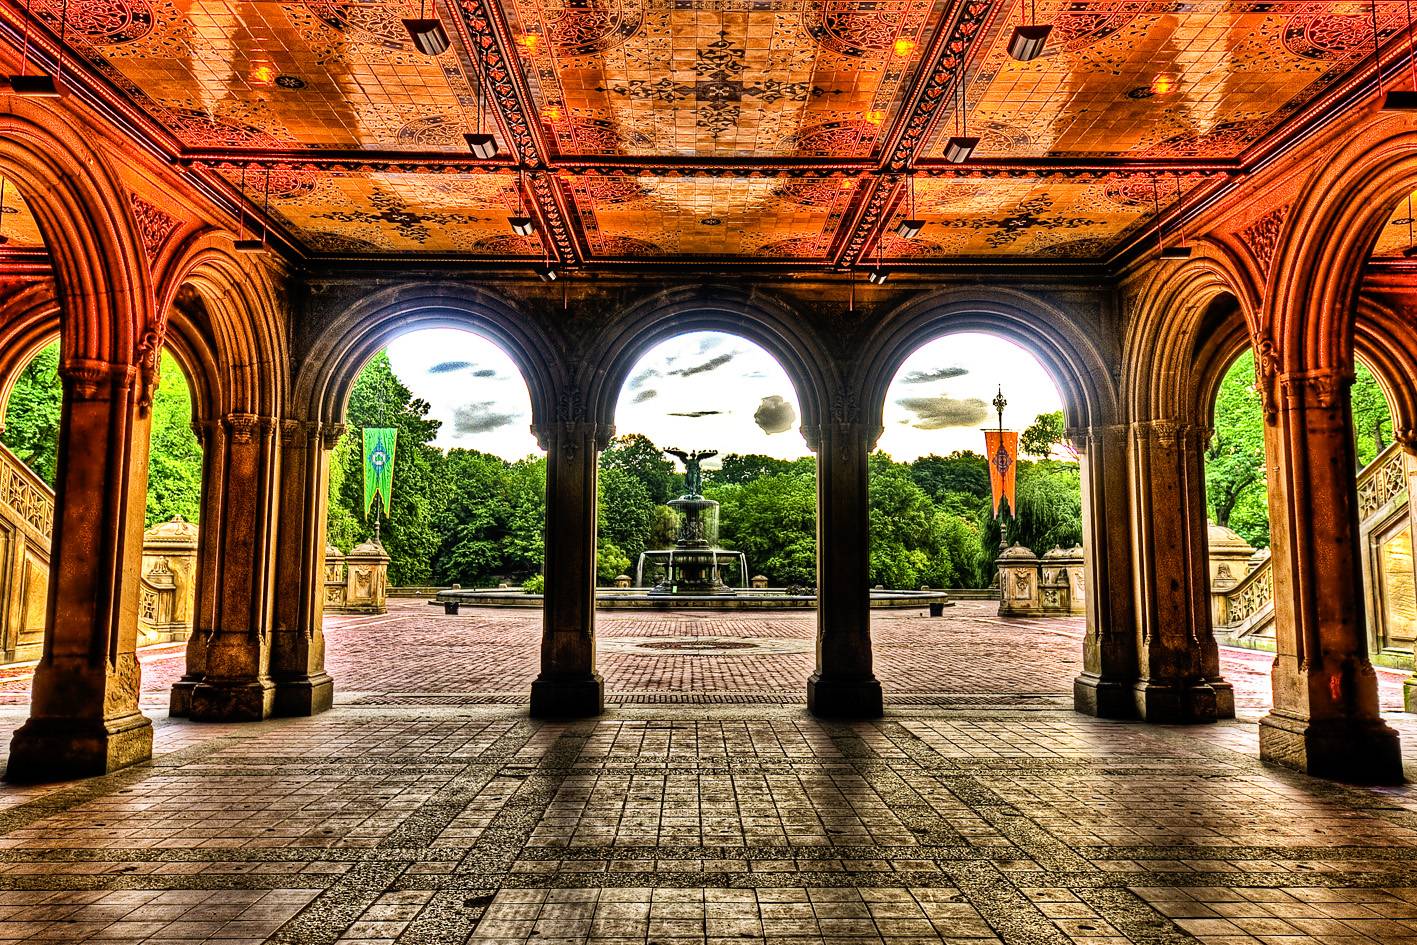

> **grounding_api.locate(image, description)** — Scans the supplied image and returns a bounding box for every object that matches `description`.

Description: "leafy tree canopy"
[1020,410,1068,459]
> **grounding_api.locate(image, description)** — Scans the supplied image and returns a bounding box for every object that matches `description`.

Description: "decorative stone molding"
[318,422,348,451]
[129,193,181,264]
[1238,203,1290,276]
[138,516,198,646]
[1357,443,1408,522]
[1278,367,1350,410]
[59,358,135,401]
[223,413,262,443]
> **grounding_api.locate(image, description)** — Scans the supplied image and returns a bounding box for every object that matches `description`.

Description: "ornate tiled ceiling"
[3,0,1409,263]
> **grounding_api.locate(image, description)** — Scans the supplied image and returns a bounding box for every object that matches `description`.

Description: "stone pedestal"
[807,420,882,718]
[997,545,1041,616]
[1258,370,1401,783]
[1039,546,1085,616]
[8,360,154,782]
[139,516,199,646]
[324,540,390,614]
[530,420,604,718]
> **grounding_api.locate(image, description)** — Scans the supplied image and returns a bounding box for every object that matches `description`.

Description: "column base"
[530,674,603,718]
[1405,675,1417,714]
[189,678,275,723]
[807,673,883,718]
[169,675,201,718]
[1133,679,1224,723]
[5,712,153,783]
[1259,711,1404,784]
[1073,672,1136,719]
[273,673,335,717]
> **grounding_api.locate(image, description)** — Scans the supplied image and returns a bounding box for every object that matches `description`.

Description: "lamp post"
[992,386,1009,555]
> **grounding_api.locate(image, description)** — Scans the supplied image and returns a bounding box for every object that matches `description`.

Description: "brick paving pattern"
[0,601,1412,942]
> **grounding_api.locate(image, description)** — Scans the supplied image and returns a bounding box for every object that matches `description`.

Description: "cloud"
[696,336,723,355]
[632,389,658,403]
[753,395,796,435]
[628,368,660,391]
[453,401,520,435]
[901,366,969,384]
[472,368,497,378]
[667,351,736,377]
[896,395,989,430]
[429,360,474,374]
[666,410,724,418]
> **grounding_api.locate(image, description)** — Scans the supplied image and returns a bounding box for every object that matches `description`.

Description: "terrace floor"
[0,601,1413,944]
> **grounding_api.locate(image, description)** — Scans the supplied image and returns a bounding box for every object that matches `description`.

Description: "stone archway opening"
[594,328,820,698]
[870,330,1083,706]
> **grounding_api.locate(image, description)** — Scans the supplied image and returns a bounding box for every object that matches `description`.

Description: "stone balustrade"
[997,544,1085,617]
[323,540,391,615]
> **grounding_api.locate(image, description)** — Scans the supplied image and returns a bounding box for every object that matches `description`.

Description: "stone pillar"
[7,360,154,781]
[807,418,882,718]
[170,419,225,716]
[1405,448,1417,713]
[270,420,338,717]
[186,414,281,722]
[1126,421,1233,722]
[1072,424,1140,718]
[1259,369,1401,783]
[530,420,605,717]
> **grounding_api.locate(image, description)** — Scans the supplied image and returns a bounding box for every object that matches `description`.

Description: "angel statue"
[664,447,718,497]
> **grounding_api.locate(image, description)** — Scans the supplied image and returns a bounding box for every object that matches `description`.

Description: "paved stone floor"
[0,602,1414,944]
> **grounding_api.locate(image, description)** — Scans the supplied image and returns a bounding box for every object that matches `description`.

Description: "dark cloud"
[901,366,969,384]
[453,401,520,435]
[472,368,497,378]
[666,410,724,418]
[896,395,989,430]
[628,368,660,391]
[632,389,658,403]
[753,395,796,435]
[429,360,475,374]
[668,351,737,377]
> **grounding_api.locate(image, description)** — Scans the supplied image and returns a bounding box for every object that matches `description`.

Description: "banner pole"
[992,385,1008,555]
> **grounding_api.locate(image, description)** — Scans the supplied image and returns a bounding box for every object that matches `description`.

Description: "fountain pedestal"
[650,497,734,596]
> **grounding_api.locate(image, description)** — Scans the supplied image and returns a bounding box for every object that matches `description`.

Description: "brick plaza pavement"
[0,599,1410,721]
[0,603,1412,943]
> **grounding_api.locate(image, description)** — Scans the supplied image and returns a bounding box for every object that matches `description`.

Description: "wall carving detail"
[1239,203,1290,275]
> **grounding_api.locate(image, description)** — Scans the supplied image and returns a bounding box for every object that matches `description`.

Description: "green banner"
[362,427,397,520]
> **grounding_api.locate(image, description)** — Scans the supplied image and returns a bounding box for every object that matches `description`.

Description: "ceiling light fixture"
[232,164,267,253]
[509,171,535,235]
[0,179,9,246]
[464,44,500,158]
[1383,0,1417,109]
[943,74,977,163]
[7,0,66,97]
[1152,175,1191,259]
[895,175,925,239]
[1149,74,1177,96]
[403,0,450,56]
[893,38,917,57]
[867,267,890,284]
[1007,0,1051,61]
[535,263,559,282]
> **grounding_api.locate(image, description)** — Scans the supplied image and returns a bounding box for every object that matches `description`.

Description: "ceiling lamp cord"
[8,0,65,95]
[1381,0,1417,107]
[0,178,8,246]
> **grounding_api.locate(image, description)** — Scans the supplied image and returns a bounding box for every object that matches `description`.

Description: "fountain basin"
[431,586,955,612]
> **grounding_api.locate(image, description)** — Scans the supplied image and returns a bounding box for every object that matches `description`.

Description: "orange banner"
[984,430,1018,518]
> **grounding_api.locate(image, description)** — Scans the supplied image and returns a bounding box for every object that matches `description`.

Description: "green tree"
[0,342,61,485]
[598,464,654,570]
[144,351,204,526]
[1351,359,1394,467]
[1020,410,1069,459]
[708,453,816,486]
[330,352,445,585]
[1205,351,1268,546]
[707,472,817,585]
[600,433,679,503]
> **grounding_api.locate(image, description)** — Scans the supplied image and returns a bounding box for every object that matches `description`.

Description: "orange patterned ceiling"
[4,0,1409,263]
[0,177,43,248]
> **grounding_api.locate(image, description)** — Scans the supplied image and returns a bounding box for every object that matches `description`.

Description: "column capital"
[318,422,348,451]
[58,358,137,402]
[1276,367,1351,411]
[532,420,613,453]
[222,413,278,444]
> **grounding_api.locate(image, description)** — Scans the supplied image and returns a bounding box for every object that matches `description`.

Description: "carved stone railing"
[1357,442,1407,523]
[1214,551,1273,637]
[0,442,53,662]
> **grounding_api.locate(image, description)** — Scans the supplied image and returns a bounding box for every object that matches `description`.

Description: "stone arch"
[159,232,288,419]
[1122,244,1259,425]
[0,104,153,369]
[583,285,830,439]
[1263,116,1417,378]
[294,282,561,430]
[854,286,1116,441]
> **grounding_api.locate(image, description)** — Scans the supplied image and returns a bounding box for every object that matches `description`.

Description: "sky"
[385,328,1064,463]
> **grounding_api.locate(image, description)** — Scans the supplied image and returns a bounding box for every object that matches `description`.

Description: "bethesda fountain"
[431,443,951,613]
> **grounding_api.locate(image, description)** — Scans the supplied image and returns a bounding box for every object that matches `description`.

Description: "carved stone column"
[270,420,338,717]
[1126,420,1234,722]
[806,410,882,718]
[7,360,155,781]
[1259,368,1401,783]
[1404,443,1417,714]
[1072,424,1140,718]
[169,418,226,716]
[530,418,607,717]
[185,413,281,721]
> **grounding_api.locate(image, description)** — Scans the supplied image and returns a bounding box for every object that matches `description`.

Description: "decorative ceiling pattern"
[0,177,43,248]
[7,0,1410,263]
